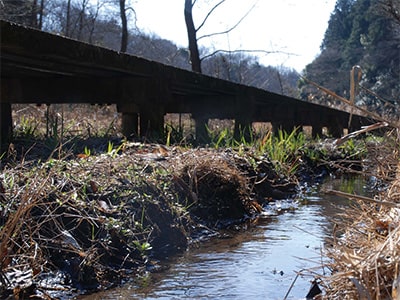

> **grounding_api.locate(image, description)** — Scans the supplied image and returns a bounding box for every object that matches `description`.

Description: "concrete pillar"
[121,112,138,139]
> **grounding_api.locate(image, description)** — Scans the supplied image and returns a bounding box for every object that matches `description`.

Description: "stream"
[78,176,370,300]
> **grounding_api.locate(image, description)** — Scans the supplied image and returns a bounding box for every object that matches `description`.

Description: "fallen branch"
[334,122,389,146]
[324,189,399,208]
[302,76,399,128]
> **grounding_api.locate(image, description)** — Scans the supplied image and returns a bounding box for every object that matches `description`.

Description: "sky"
[132,0,337,72]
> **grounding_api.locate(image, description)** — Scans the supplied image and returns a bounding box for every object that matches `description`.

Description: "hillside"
[300,0,400,118]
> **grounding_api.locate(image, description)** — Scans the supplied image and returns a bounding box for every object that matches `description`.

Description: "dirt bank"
[0,142,299,299]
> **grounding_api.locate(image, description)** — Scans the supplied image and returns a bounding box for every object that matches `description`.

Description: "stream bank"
[77,176,370,300]
[0,137,375,299]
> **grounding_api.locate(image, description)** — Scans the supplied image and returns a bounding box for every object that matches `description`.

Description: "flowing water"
[78,176,369,300]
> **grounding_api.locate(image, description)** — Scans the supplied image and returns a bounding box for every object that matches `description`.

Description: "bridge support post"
[139,109,165,141]
[194,115,209,145]
[272,122,296,135]
[327,125,343,138]
[0,102,12,152]
[234,120,252,141]
[121,112,139,139]
[234,92,254,142]
[312,124,323,138]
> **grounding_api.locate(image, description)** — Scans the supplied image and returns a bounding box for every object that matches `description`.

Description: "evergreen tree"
[302,0,399,114]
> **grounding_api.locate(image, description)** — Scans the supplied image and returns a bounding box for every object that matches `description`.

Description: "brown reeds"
[302,67,400,299]
[317,134,400,299]
[323,181,400,299]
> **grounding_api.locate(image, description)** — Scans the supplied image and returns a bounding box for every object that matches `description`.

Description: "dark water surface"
[78,176,368,300]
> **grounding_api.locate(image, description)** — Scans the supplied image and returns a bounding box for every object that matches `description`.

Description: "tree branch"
[200,49,298,62]
[196,0,225,32]
[197,1,257,41]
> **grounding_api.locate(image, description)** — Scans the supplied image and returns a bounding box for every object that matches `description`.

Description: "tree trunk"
[38,0,45,30]
[66,0,71,36]
[184,0,202,73]
[31,0,38,27]
[119,0,128,53]
[77,0,88,40]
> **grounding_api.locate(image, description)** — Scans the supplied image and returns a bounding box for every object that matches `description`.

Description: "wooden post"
[0,102,12,151]
[139,109,165,141]
[121,112,139,139]
[234,92,253,141]
[194,115,209,145]
[234,119,252,141]
[327,125,343,138]
[272,122,296,135]
[312,124,323,138]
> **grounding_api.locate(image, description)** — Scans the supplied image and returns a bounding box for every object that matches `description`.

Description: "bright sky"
[133,0,337,72]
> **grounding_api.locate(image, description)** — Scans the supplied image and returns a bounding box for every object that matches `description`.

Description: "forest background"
[1,0,399,118]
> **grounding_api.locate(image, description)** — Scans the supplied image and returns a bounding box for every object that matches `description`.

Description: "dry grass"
[12,104,121,138]
[321,137,400,299]
[0,141,288,297]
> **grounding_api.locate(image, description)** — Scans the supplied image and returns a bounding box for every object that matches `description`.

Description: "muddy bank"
[0,138,364,299]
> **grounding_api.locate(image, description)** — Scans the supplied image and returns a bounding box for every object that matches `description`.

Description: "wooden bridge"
[1,20,372,147]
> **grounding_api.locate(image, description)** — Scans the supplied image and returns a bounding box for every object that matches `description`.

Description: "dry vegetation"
[2,102,400,299]
[319,132,400,299]
[0,105,298,298]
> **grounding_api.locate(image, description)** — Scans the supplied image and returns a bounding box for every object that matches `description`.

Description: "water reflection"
[78,176,369,300]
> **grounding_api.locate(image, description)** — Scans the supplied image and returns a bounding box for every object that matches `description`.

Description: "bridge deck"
[1,20,371,145]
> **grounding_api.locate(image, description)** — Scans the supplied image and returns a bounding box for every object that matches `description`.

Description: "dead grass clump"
[364,130,400,182]
[171,149,256,224]
[0,142,295,297]
[0,146,190,298]
[324,173,400,299]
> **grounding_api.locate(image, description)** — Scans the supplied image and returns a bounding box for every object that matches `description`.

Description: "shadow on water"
[77,176,371,300]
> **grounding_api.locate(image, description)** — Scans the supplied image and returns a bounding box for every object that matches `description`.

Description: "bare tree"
[0,0,39,26]
[37,0,45,29]
[184,0,258,73]
[184,0,202,72]
[66,0,72,36]
[87,0,103,43]
[119,0,128,52]
[28,0,45,28]
[77,0,89,40]
[31,0,38,27]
